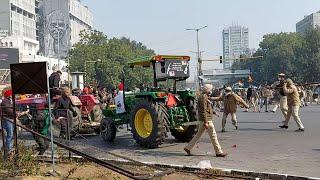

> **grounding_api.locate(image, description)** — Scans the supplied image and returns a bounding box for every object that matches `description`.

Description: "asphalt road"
[72,104,320,178]
[9,104,320,178]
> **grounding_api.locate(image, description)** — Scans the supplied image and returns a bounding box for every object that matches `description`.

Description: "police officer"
[184,84,227,157]
[212,87,249,132]
[271,73,288,119]
[279,79,305,131]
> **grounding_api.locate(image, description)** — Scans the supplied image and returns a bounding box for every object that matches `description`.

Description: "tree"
[232,28,320,84]
[69,30,155,90]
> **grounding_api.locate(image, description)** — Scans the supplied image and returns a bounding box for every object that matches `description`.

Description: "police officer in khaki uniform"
[212,87,249,132]
[271,73,288,119]
[279,79,305,131]
[184,84,227,157]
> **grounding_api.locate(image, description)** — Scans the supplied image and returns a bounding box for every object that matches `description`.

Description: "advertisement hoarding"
[0,48,20,69]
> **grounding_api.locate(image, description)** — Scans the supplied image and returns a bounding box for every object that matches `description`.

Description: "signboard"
[155,60,189,80]
[0,48,20,69]
[10,62,48,94]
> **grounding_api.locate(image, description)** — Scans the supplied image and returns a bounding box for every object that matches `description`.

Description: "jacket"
[49,72,61,88]
[214,92,248,114]
[0,97,14,119]
[198,93,214,122]
[283,84,300,106]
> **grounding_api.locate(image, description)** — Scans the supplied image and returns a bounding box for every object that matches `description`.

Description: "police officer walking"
[279,79,305,131]
[184,84,227,157]
[212,87,249,132]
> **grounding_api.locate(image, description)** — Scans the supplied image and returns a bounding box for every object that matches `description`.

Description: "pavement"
[8,104,320,178]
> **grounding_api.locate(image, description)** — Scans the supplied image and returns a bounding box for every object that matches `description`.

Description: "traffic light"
[219,56,222,63]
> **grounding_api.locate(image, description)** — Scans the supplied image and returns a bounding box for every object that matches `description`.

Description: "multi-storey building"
[222,25,249,69]
[296,11,320,34]
[0,0,39,55]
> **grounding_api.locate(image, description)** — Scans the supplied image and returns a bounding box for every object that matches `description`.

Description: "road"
[13,104,320,178]
[73,104,320,178]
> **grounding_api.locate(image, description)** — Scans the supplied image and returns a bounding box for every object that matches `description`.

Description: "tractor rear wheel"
[131,101,167,148]
[171,98,198,142]
[100,117,116,142]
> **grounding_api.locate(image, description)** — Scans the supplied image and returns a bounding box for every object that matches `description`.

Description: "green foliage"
[69,30,155,90]
[232,28,320,84]
[0,142,39,176]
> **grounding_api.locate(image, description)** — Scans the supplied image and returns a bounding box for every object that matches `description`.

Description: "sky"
[81,0,320,70]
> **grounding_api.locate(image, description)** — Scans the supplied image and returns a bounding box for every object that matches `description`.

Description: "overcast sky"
[81,0,319,71]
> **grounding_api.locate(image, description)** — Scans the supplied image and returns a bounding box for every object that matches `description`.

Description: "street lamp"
[54,25,64,70]
[186,25,208,87]
[84,59,102,84]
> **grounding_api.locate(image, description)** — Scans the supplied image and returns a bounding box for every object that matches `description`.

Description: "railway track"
[11,120,257,179]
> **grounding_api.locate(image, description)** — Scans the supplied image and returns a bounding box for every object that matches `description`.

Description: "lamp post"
[186,25,208,88]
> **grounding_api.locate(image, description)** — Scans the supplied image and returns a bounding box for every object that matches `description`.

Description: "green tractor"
[100,55,199,148]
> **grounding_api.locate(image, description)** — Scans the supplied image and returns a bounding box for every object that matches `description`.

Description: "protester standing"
[49,70,62,99]
[32,105,50,155]
[184,84,227,157]
[0,88,14,154]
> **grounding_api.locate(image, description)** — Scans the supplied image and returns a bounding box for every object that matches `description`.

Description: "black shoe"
[235,125,238,130]
[295,128,305,132]
[279,125,288,129]
[38,150,46,155]
[216,152,227,157]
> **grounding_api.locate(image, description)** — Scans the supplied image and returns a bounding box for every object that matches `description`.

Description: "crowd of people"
[184,73,317,157]
[0,71,319,157]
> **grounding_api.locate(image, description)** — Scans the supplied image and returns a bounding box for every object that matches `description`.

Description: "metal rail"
[5,118,174,179]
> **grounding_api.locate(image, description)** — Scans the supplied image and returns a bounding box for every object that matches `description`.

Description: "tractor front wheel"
[131,101,167,148]
[100,117,116,142]
[171,98,198,142]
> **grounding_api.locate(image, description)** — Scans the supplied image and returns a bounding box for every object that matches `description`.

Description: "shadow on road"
[239,128,283,132]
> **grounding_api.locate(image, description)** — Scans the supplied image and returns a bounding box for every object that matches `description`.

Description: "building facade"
[38,0,93,58]
[0,0,39,56]
[222,25,249,69]
[296,11,320,34]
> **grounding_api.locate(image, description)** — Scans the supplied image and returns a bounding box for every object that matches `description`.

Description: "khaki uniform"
[213,92,248,131]
[283,84,304,129]
[184,94,223,155]
[271,81,288,117]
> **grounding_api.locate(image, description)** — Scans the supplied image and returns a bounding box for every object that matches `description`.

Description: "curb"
[39,155,320,180]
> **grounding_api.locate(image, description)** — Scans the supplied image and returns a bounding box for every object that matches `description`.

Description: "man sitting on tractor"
[54,87,77,138]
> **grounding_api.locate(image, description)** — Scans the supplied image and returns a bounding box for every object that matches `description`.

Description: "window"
[5,42,8,47]
[10,42,13,47]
